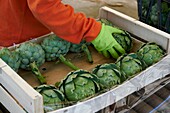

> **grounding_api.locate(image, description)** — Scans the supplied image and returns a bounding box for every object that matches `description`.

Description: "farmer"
[0,0,123,57]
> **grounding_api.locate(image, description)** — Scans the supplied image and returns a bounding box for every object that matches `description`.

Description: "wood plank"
[144,94,164,108]
[165,83,170,90]
[128,109,137,113]
[0,64,43,113]
[133,101,153,113]
[0,86,25,113]
[155,87,170,99]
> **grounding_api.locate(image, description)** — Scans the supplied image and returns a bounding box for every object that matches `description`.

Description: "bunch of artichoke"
[150,2,169,26]
[16,42,46,84]
[41,34,79,70]
[92,63,124,89]
[116,53,143,78]
[0,48,21,72]
[137,42,165,68]
[141,0,153,17]
[35,85,65,112]
[99,18,133,57]
[58,69,100,101]
[142,0,170,32]
[70,40,93,63]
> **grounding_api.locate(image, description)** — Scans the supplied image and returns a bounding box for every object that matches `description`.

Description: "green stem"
[30,62,47,84]
[59,55,79,70]
[82,44,93,63]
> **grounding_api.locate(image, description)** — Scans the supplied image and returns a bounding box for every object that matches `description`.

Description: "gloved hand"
[91,23,125,59]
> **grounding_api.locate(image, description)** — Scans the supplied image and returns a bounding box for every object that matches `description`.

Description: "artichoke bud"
[58,69,100,101]
[112,30,133,53]
[0,48,21,72]
[137,42,165,68]
[98,18,113,26]
[41,34,71,61]
[92,63,124,89]
[116,53,143,78]
[35,85,65,112]
[70,40,93,63]
[16,42,45,70]
[69,40,90,53]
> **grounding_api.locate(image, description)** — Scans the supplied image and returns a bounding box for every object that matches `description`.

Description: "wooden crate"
[1,6,170,113]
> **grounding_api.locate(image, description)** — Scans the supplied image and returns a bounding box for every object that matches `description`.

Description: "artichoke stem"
[59,55,79,70]
[82,44,93,63]
[30,62,47,84]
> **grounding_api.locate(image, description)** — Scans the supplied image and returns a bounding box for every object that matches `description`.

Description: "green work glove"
[92,24,125,59]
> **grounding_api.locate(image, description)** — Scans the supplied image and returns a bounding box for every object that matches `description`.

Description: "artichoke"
[92,63,125,89]
[148,2,169,26]
[112,30,133,53]
[58,69,100,101]
[98,18,113,26]
[141,0,152,17]
[69,40,90,53]
[35,85,65,112]
[70,40,93,63]
[16,42,46,84]
[116,53,143,78]
[99,18,133,54]
[41,34,79,70]
[137,42,165,68]
[0,48,21,72]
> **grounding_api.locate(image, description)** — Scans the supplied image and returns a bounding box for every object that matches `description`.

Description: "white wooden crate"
[1,6,170,113]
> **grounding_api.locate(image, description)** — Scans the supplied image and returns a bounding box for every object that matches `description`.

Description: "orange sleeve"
[27,0,101,44]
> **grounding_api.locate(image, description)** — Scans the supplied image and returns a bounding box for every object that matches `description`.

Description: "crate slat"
[0,59,43,113]
[0,86,25,113]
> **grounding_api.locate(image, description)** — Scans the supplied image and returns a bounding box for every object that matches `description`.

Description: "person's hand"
[91,24,125,59]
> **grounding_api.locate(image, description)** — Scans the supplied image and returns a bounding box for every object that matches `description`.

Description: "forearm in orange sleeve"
[27,0,101,44]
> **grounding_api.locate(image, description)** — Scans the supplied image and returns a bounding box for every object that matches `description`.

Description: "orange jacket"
[0,0,101,47]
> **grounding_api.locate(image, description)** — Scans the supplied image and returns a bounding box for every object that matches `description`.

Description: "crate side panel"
[0,64,43,113]
[0,86,26,113]
[0,59,7,68]
[49,90,116,113]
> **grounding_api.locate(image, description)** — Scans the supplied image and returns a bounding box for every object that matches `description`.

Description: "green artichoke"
[41,34,71,61]
[0,48,21,72]
[35,85,65,112]
[141,0,151,16]
[16,42,46,84]
[137,42,165,68]
[58,69,100,101]
[70,40,93,63]
[98,18,113,26]
[92,63,124,89]
[99,18,133,53]
[112,30,133,53]
[116,53,143,78]
[69,40,90,53]
[41,34,79,70]
[148,2,169,26]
